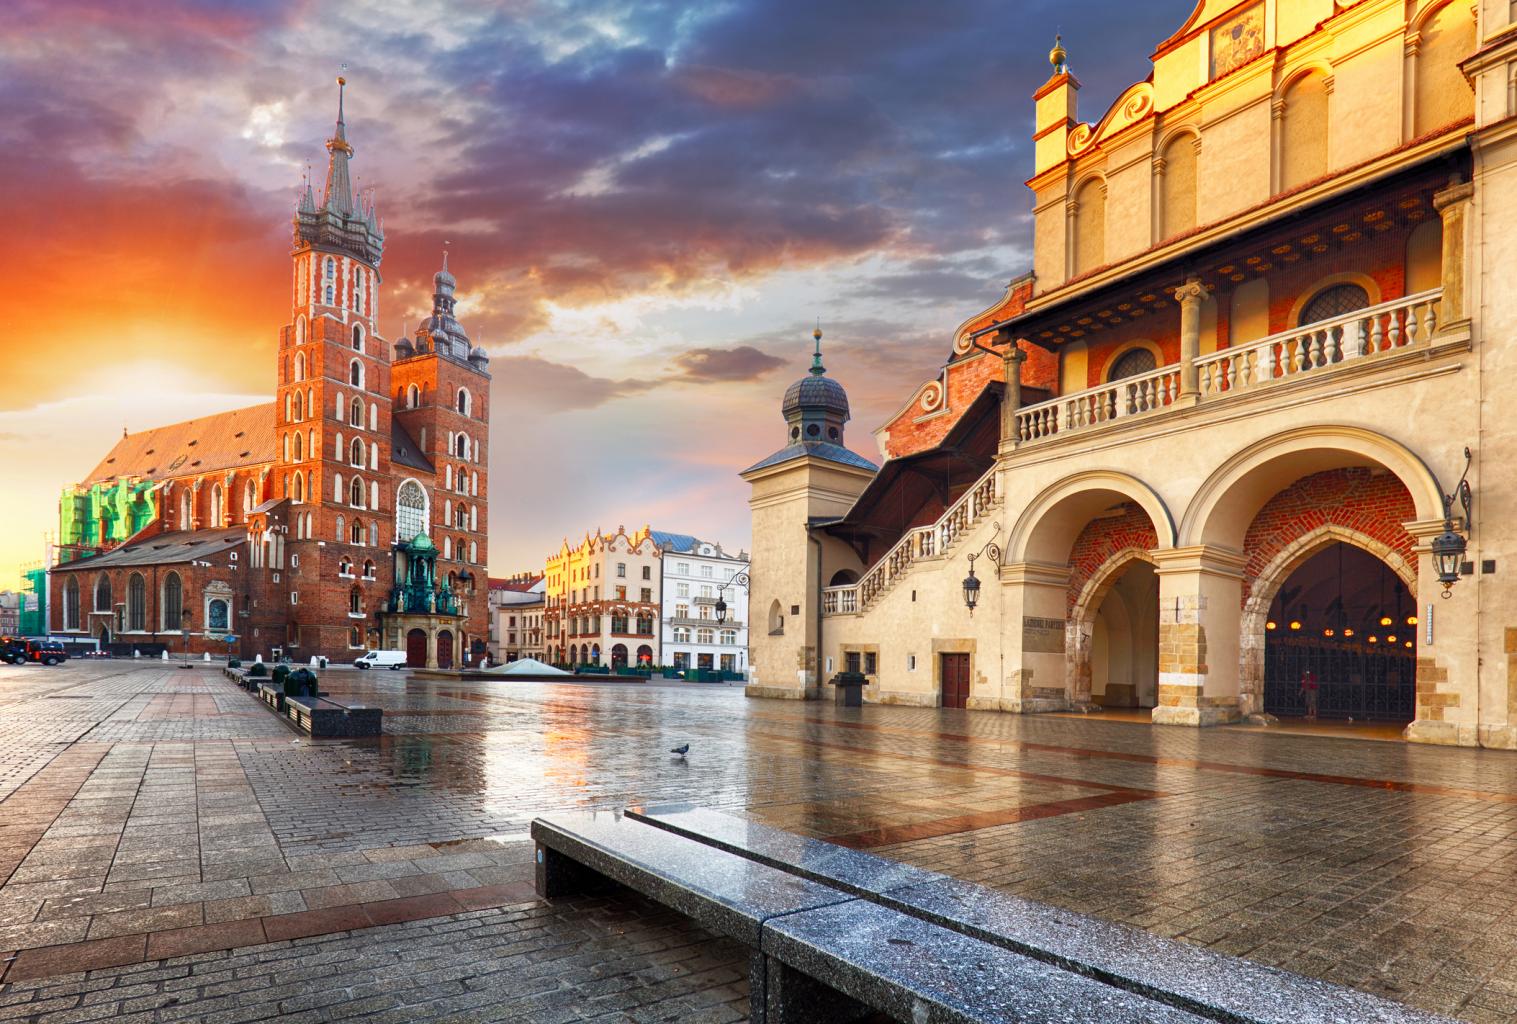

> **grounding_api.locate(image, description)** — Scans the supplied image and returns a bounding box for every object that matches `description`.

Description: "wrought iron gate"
[1263,639,1414,721]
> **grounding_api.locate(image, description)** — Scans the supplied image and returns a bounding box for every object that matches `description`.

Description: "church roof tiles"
[84,404,276,486]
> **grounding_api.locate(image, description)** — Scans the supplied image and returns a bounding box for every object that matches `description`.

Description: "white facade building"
[657,534,748,675]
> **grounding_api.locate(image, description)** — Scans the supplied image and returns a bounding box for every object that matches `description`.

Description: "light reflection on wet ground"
[1,663,1515,1018]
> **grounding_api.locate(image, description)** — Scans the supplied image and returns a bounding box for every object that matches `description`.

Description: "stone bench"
[283,694,381,738]
[625,804,1455,1024]
[531,811,1212,1024]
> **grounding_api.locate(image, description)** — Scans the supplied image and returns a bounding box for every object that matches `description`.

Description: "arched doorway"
[611,644,628,671]
[437,630,454,670]
[569,644,579,665]
[1085,560,1159,709]
[590,644,601,665]
[1262,542,1415,722]
[637,644,653,666]
[406,629,427,668]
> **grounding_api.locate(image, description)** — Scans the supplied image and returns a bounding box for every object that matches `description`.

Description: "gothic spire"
[322,76,354,214]
[809,324,826,376]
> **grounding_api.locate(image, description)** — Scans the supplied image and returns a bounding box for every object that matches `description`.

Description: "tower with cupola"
[741,329,876,699]
[390,253,492,664]
[274,77,395,656]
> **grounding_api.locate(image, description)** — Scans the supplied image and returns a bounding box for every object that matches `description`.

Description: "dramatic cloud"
[671,346,785,383]
[0,0,1184,580]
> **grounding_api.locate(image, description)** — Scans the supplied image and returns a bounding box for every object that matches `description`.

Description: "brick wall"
[1066,503,1159,611]
[1240,467,1416,605]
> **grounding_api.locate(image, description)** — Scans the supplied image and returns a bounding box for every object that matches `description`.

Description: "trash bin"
[830,671,866,707]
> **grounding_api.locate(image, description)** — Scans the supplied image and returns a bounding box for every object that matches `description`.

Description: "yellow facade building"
[744,0,1517,748]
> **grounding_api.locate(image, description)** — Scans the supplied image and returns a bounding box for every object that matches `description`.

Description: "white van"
[354,650,407,670]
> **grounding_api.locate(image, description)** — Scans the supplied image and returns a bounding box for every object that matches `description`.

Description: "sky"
[0,0,1184,586]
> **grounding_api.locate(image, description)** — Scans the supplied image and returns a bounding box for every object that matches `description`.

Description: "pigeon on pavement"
[670,743,690,756]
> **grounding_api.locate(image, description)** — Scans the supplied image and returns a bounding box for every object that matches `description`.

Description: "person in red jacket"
[1299,668,1320,721]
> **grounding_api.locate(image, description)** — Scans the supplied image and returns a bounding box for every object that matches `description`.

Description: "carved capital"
[1172,279,1211,305]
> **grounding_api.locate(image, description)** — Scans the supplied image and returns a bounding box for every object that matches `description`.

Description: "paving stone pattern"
[0,663,1513,1021]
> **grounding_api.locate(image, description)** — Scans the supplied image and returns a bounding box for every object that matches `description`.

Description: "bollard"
[161,651,168,661]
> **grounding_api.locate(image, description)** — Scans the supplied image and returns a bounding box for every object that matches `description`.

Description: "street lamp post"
[180,609,192,669]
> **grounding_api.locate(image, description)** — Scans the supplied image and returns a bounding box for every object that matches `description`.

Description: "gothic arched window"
[350,438,364,466]
[349,360,363,389]
[396,479,427,541]
[62,577,79,631]
[457,388,470,415]
[407,384,419,409]
[352,323,363,351]
[350,397,363,424]
[293,353,306,383]
[94,574,112,612]
[127,573,145,632]
[351,518,365,545]
[161,572,182,632]
[210,484,223,528]
[350,475,365,508]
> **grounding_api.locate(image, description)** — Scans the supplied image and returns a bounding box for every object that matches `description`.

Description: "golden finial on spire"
[1049,34,1068,75]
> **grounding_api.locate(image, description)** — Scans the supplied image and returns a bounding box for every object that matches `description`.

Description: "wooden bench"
[532,811,1214,1023]
[625,804,1456,1024]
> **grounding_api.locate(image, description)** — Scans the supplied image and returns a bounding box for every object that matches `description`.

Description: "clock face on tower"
[1210,2,1265,80]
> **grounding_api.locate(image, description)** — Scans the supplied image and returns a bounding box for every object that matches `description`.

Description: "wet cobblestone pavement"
[0,662,1514,1021]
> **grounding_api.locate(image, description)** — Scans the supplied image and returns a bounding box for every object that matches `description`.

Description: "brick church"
[48,79,491,669]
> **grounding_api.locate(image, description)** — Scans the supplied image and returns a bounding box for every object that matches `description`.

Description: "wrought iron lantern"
[1432,447,1473,598]
[960,526,1002,617]
[961,567,982,614]
[713,566,750,626]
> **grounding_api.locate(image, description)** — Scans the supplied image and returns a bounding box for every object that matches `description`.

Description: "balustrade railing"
[1015,363,1184,442]
[825,465,999,616]
[1014,288,1441,444]
[1194,289,1439,398]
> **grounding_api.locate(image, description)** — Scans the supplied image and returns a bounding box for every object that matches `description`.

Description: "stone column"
[1151,545,1246,726]
[1173,278,1210,401]
[426,625,439,670]
[1000,561,1074,713]
[999,335,1027,446]
[1432,176,1474,332]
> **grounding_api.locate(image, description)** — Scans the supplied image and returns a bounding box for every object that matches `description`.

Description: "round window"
[790,427,800,440]
[828,427,840,440]
[806,424,821,437]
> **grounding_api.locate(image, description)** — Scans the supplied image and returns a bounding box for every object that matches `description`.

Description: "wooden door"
[437,630,454,669]
[406,629,427,667]
[940,653,970,709]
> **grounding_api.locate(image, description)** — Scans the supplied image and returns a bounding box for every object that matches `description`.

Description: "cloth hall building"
[47,81,492,669]
[745,0,1517,748]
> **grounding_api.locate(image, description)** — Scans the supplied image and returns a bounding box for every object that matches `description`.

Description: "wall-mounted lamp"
[961,526,1002,617]
[1431,447,1473,598]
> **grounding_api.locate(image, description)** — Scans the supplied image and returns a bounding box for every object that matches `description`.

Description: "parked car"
[354,650,407,670]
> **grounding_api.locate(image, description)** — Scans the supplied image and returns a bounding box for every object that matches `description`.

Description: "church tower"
[390,254,492,663]
[275,77,395,657]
